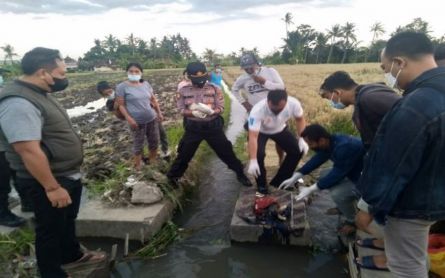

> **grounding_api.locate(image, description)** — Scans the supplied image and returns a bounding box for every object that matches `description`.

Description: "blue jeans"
[17,176,83,278]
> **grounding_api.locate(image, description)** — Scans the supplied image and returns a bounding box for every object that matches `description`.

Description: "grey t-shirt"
[0,97,43,148]
[116,81,157,124]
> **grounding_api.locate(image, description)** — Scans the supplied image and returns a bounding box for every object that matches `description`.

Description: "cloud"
[0,0,350,15]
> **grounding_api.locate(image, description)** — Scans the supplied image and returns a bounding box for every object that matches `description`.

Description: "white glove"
[278,172,303,190]
[295,183,319,201]
[247,159,261,178]
[196,103,215,115]
[192,110,207,119]
[298,137,309,156]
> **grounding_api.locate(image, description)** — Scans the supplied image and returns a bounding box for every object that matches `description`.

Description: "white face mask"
[384,61,402,89]
[128,74,141,82]
[107,90,115,100]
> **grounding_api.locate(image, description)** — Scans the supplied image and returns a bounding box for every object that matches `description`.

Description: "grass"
[135,221,179,258]
[0,228,35,262]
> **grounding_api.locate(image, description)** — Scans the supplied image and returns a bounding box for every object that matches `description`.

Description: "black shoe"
[0,211,27,227]
[257,186,269,195]
[237,174,252,187]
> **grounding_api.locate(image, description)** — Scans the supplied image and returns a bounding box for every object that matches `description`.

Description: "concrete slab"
[76,198,175,241]
[230,187,311,246]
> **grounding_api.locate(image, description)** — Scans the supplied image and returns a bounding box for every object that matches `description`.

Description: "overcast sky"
[0,0,443,59]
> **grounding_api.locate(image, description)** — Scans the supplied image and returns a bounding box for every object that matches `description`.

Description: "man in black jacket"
[359,32,445,278]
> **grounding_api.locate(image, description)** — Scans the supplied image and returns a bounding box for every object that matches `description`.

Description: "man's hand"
[242,102,253,112]
[46,187,72,208]
[278,172,303,190]
[252,75,266,85]
[157,114,164,122]
[247,159,261,178]
[127,116,138,130]
[192,110,207,119]
[298,137,309,156]
[295,183,319,201]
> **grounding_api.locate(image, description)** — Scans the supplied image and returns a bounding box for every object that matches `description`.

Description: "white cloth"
[232,67,285,106]
[247,97,303,134]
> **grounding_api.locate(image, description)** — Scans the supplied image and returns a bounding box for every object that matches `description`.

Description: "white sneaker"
[160,150,171,158]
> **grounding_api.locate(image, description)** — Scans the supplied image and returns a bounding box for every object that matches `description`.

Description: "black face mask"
[49,76,69,92]
[190,76,208,88]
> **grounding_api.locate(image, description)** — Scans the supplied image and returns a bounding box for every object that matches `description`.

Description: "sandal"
[355,255,389,272]
[356,238,385,251]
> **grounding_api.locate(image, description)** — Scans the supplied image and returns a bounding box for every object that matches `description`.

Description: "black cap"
[240,53,258,68]
[186,62,207,76]
[97,81,111,92]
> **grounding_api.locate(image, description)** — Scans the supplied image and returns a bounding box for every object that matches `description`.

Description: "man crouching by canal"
[167,62,252,187]
[0,47,106,277]
[246,89,308,196]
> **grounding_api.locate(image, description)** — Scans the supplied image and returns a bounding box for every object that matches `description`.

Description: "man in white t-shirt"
[247,89,308,195]
[232,53,286,164]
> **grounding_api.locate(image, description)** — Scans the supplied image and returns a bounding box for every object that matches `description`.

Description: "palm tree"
[282,12,294,39]
[1,44,17,64]
[314,32,328,64]
[366,22,385,62]
[340,22,357,64]
[127,33,136,56]
[202,48,216,64]
[326,24,342,63]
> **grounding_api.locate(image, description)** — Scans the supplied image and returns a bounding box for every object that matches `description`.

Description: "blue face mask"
[329,93,346,109]
[0,75,3,87]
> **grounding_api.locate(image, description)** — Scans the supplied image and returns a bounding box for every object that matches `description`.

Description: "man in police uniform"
[167,62,251,187]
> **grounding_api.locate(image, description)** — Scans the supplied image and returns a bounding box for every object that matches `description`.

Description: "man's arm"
[248,130,259,160]
[262,68,285,90]
[298,152,330,176]
[359,103,427,222]
[295,116,306,136]
[150,95,164,121]
[213,86,224,115]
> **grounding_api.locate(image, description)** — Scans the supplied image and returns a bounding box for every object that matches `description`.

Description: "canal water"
[111,83,349,278]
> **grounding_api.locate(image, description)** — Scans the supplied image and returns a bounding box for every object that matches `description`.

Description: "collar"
[15,80,48,96]
[403,67,445,96]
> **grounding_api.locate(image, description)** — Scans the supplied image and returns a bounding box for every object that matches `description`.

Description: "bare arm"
[13,141,60,191]
[150,95,164,121]
[295,116,306,137]
[248,130,259,160]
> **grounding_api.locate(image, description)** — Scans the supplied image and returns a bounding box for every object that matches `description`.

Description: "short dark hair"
[385,31,434,59]
[267,90,288,105]
[96,81,111,94]
[126,62,143,72]
[301,124,331,142]
[21,47,62,75]
[322,71,358,92]
[434,43,445,61]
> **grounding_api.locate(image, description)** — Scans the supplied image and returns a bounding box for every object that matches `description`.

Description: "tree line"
[1,16,445,72]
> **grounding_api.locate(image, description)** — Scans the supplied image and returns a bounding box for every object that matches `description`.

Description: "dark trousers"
[0,151,12,212]
[159,122,169,153]
[167,117,244,178]
[256,127,302,190]
[17,177,83,278]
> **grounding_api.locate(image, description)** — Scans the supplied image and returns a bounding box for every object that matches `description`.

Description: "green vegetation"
[0,228,35,262]
[135,221,179,258]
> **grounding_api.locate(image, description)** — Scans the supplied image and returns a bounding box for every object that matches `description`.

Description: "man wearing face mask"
[167,62,252,188]
[319,70,400,149]
[0,47,106,277]
[358,32,445,278]
[247,89,307,195]
[232,53,288,165]
[279,124,365,233]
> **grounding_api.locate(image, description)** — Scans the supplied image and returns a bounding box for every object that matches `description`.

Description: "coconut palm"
[366,22,385,62]
[314,32,328,64]
[1,44,17,64]
[282,12,294,39]
[202,48,216,64]
[340,22,357,63]
[326,24,342,63]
